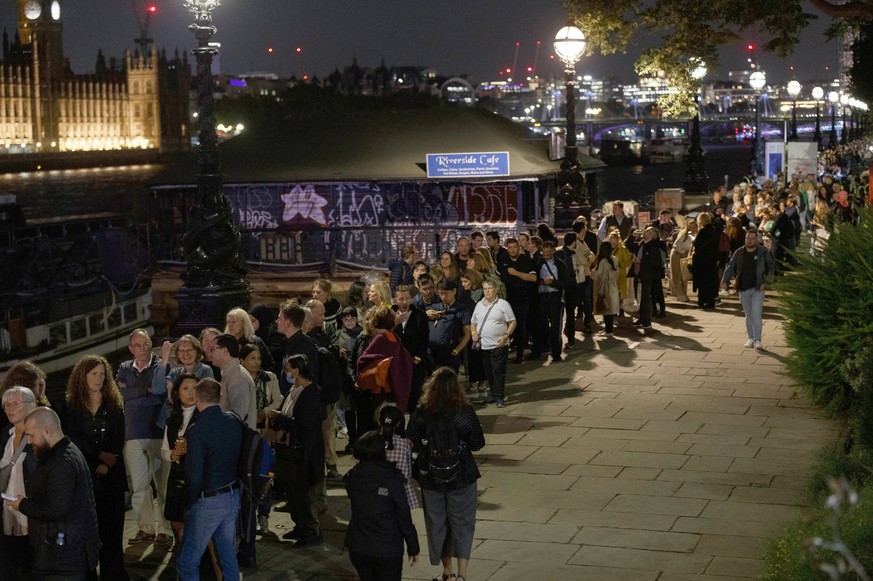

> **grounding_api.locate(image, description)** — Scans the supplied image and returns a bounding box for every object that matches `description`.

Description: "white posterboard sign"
[655,188,684,212]
[785,142,819,181]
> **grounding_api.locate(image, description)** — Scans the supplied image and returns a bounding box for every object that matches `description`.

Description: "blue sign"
[426,152,510,178]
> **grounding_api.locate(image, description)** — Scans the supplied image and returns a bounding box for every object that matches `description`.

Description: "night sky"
[1,0,842,85]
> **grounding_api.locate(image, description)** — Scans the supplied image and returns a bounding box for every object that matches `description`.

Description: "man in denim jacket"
[721,231,775,351]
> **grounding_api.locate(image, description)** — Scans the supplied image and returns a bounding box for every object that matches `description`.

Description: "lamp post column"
[828,92,838,149]
[841,102,848,145]
[748,71,766,175]
[176,0,250,334]
[682,62,708,196]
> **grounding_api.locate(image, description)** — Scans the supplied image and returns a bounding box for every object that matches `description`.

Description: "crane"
[132,1,158,58]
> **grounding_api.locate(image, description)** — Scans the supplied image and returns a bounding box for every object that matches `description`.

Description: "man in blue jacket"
[176,378,242,581]
[721,230,775,351]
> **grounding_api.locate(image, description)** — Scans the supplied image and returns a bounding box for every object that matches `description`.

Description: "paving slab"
[121,290,839,580]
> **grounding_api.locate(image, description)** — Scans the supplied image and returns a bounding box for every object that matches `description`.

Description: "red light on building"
[295,47,302,53]
[267,47,274,53]
[789,66,794,71]
[515,42,520,47]
[506,68,512,73]
[147,5,157,13]
[746,43,754,51]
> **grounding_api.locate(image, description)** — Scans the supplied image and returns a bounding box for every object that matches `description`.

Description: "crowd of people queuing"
[0,164,865,580]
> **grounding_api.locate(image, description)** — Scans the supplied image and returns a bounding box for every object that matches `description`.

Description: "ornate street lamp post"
[682,60,708,196]
[176,0,250,333]
[840,93,849,145]
[553,24,590,227]
[786,80,801,142]
[828,91,839,149]
[812,86,824,151]
[749,71,766,174]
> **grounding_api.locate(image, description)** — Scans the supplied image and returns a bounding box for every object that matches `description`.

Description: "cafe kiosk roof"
[154,107,604,184]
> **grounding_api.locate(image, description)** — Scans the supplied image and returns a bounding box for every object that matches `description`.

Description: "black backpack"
[420,414,463,485]
[315,345,342,406]
[235,416,272,501]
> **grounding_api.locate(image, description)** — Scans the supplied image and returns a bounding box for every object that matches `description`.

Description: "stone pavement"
[124,292,840,580]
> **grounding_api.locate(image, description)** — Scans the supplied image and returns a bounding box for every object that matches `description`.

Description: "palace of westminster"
[0,0,189,154]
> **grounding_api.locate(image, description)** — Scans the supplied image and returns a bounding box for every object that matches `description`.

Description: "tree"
[565,0,873,114]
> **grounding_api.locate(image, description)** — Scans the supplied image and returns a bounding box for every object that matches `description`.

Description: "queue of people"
[0,164,864,580]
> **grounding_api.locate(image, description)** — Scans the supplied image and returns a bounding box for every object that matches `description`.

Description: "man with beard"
[5,408,101,580]
[497,238,537,364]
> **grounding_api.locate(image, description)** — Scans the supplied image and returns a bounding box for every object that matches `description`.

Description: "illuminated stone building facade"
[1,0,190,153]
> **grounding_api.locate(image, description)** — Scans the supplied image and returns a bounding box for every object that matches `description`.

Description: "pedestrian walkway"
[124,292,839,580]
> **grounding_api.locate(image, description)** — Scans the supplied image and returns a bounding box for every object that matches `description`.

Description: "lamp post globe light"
[812,86,824,151]
[840,93,850,145]
[749,71,766,174]
[176,0,250,334]
[828,91,839,148]
[786,80,801,141]
[682,60,708,196]
[553,24,591,227]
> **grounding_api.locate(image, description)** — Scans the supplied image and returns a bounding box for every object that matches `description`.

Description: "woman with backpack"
[408,367,485,581]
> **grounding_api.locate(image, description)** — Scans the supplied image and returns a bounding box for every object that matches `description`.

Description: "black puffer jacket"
[18,437,101,576]
[343,460,419,558]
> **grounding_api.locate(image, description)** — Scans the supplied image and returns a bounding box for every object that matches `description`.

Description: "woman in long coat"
[691,212,720,309]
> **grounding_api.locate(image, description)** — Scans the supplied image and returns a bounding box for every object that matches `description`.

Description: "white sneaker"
[754,341,764,351]
[744,339,755,348]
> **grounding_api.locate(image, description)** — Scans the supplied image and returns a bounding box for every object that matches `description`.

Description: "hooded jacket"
[343,460,419,558]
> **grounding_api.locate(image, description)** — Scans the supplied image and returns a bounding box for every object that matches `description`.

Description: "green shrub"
[763,484,873,580]
[777,211,873,414]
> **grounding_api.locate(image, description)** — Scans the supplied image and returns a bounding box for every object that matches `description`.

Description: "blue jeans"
[177,487,240,581]
[739,288,765,342]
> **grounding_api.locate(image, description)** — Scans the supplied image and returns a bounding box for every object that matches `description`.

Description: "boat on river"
[0,195,152,378]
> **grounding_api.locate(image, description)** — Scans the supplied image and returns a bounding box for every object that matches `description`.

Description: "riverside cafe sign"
[426,152,510,178]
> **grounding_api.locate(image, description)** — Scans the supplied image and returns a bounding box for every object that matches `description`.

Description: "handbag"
[595,294,608,314]
[356,357,393,393]
[680,256,693,279]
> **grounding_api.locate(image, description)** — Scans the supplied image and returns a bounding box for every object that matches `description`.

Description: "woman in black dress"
[62,355,129,580]
[161,374,222,577]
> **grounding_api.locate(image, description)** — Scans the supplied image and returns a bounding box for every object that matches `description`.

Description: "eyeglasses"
[2,400,23,410]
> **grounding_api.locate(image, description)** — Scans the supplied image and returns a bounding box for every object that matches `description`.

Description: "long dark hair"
[169,373,199,420]
[375,402,406,450]
[596,242,616,269]
[287,354,316,382]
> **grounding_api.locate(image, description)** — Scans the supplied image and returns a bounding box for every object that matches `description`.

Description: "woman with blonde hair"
[61,355,130,576]
[367,280,393,308]
[607,229,633,313]
[1,386,38,580]
[226,307,275,372]
[408,368,485,581]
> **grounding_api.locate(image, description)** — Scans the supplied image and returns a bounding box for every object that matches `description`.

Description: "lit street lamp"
[811,86,824,151]
[553,24,590,226]
[786,80,801,141]
[682,60,708,196]
[176,0,250,333]
[749,70,766,174]
[828,91,839,149]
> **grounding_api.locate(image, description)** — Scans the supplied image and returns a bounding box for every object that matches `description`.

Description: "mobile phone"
[1,492,18,501]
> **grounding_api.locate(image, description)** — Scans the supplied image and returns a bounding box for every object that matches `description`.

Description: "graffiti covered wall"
[222,181,528,266]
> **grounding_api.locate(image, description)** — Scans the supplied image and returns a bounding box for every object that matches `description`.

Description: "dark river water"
[2,144,754,222]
